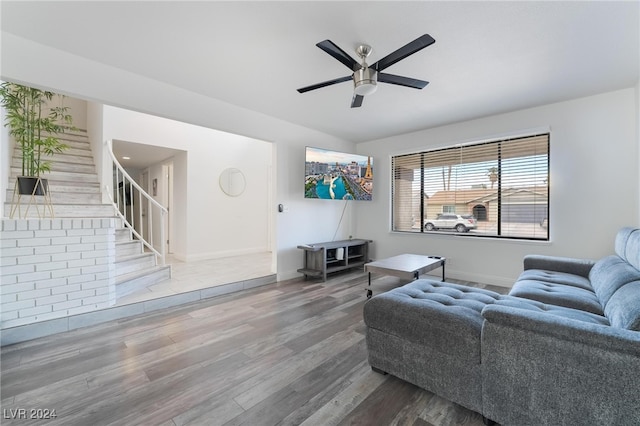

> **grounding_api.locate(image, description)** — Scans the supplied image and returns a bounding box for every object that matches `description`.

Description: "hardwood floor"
[1,271,507,426]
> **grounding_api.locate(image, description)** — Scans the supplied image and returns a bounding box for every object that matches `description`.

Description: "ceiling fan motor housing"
[354,67,377,95]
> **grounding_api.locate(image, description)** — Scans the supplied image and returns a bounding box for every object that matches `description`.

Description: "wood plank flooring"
[1,271,507,426]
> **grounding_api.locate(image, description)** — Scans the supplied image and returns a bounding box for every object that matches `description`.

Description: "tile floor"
[116,251,275,306]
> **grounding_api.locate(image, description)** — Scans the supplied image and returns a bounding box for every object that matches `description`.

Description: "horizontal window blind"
[391,133,549,240]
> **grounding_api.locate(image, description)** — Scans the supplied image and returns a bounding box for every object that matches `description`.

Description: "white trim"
[389,126,552,158]
[184,246,271,262]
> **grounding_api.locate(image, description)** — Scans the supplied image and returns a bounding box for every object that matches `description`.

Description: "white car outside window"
[424,214,477,233]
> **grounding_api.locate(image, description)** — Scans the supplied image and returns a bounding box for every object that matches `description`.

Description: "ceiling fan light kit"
[297,34,435,108]
[353,67,378,96]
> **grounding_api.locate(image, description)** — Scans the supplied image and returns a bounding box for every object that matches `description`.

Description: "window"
[392,133,549,240]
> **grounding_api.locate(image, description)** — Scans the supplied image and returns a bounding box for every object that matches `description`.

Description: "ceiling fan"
[297,34,435,108]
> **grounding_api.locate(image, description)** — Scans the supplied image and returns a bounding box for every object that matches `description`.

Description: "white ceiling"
[2,1,639,144]
[112,140,184,170]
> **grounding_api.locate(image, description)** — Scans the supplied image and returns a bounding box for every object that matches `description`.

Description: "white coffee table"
[364,254,446,298]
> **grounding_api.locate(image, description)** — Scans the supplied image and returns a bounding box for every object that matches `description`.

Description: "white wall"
[0,102,11,217]
[62,96,87,130]
[43,94,87,131]
[1,218,116,331]
[86,102,109,204]
[102,106,272,262]
[356,88,639,287]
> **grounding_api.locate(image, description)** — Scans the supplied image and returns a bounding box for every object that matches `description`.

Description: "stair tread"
[115,265,171,285]
[115,252,156,262]
[6,192,102,202]
[13,148,93,159]
[40,131,89,141]
[11,167,97,175]
[116,240,141,246]
[4,204,116,218]
[9,176,99,184]
[14,153,94,159]
[4,201,112,207]
[12,167,96,176]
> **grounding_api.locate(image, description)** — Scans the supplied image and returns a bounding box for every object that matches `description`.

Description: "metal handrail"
[105,139,167,266]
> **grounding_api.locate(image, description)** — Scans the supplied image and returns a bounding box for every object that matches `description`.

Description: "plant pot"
[17,176,48,196]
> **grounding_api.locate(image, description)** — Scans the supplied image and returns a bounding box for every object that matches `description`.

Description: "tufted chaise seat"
[363,227,640,425]
[363,280,503,413]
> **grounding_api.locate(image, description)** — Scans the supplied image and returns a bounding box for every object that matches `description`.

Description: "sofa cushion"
[518,269,593,290]
[604,282,640,331]
[364,280,503,358]
[509,279,604,315]
[389,280,503,314]
[589,255,640,307]
[615,227,640,271]
[492,297,610,326]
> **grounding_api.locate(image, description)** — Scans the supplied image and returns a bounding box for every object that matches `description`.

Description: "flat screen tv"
[304,147,373,201]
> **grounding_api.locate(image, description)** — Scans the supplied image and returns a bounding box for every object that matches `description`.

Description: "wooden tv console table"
[297,239,372,281]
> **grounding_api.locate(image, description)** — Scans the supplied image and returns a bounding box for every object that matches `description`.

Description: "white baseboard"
[184,246,270,262]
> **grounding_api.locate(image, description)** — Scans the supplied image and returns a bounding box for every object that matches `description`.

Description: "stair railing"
[104,139,167,266]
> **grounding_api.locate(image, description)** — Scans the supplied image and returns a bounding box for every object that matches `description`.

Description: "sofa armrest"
[523,254,595,277]
[481,304,640,425]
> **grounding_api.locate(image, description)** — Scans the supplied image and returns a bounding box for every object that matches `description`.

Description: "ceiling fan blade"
[297,75,352,93]
[378,73,429,89]
[372,34,435,72]
[351,94,364,108]
[316,40,362,71]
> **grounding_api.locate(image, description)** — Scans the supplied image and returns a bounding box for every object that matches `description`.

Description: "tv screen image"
[305,147,373,201]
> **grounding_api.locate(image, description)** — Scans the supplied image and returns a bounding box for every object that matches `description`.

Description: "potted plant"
[0,82,72,195]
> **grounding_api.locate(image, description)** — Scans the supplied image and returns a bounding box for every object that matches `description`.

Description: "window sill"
[389,230,552,245]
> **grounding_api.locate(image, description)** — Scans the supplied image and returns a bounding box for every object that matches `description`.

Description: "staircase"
[5,129,171,300]
[114,227,172,299]
[7,130,113,218]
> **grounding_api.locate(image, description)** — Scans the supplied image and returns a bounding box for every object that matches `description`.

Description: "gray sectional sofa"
[363,227,640,425]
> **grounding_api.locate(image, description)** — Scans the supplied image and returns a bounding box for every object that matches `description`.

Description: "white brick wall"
[1,218,116,329]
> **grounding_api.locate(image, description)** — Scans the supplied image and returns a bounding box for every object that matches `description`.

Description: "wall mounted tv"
[304,147,373,201]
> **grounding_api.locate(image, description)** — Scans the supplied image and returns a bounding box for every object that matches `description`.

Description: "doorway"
[162,162,174,255]
[473,204,487,221]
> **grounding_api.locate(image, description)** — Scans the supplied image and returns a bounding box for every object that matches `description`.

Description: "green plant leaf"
[1,82,73,177]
